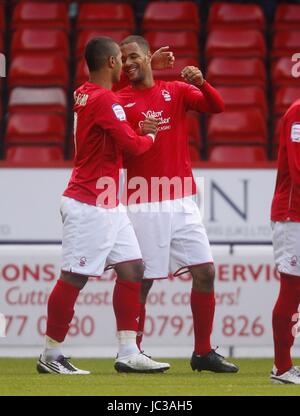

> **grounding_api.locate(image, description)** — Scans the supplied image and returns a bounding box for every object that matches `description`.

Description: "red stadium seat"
[274,4,300,32]
[6,145,64,163]
[9,54,69,89]
[153,57,199,82]
[217,86,267,114]
[272,31,300,60]
[207,109,267,145]
[11,29,69,59]
[77,3,135,31]
[145,31,199,58]
[76,29,131,58]
[142,2,200,32]
[272,57,300,89]
[274,87,300,117]
[209,145,267,163]
[206,58,266,88]
[12,2,69,31]
[189,143,201,162]
[208,3,265,31]
[9,88,67,115]
[5,113,66,145]
[186,112,202,147]
[205,30,266,60]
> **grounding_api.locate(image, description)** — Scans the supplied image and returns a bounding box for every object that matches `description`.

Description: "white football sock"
[117,330,140,358]
[42,336,62,362]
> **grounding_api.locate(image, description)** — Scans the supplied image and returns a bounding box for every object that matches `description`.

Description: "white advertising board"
[0,168,276,243]
[1,244,298,358]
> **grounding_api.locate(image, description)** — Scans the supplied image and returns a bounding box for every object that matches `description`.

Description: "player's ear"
[108,56,115,69]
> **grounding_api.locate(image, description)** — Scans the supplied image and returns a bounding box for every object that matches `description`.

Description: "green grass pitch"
[0,358,299,396]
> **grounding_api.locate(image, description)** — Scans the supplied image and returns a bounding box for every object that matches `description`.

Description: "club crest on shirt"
[291,123,300,142]
[112,104,126,121]
[79,257,87,267]
[162,90,171,102]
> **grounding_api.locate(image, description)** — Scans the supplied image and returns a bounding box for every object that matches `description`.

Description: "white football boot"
[37,355,90,375]
[115,352,170,373]
[270,366,300,384]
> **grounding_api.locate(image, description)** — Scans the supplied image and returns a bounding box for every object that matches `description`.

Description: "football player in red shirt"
[270,99,300,384]
[117,36,239,373]
[37,36,170,375]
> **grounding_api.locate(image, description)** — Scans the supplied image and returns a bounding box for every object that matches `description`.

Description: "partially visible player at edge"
[117,36,239,373]
[270,98,300,384]
[36,36,170,375]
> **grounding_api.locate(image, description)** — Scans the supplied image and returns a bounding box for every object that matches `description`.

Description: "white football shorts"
[60,196,142,276]
[127,196,213,279]
[272,221,300,277]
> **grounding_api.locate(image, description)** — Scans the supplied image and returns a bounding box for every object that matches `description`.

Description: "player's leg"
[188,264,238,373]
[137,279,154,350]
[270,221,300,384]
[127,202,171,352]
[113,259,144,358]
[171,196,238,373]
[37,197,116,375]
[271,273,300,384]
[107,209,170,373]
[37,271,90,375]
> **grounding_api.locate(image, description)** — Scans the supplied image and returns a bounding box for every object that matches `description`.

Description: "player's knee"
[191,263,215,292]
[116,260,145,282]
[60,270,88,290]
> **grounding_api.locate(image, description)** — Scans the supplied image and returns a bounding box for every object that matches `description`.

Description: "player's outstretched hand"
[181,66,205,87]
[139,117,159,138]
[151,46,175,70]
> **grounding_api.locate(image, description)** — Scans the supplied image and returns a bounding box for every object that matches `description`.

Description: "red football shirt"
[63,82,154,207]
[117,80,224,204]
[271,99,300,221]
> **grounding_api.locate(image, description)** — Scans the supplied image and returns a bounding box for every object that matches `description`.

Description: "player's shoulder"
[285,99,300,121]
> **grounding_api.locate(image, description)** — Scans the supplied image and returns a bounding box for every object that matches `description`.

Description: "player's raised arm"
[95,94,156,155]
[180,66,225,113]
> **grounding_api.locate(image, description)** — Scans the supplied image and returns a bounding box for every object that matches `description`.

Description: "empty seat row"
[205,29,266,60]
[5,113,66,146]
[6,146,64,163]
[11,2,135,32]
[207,109,267,146]
[5,144,268,164]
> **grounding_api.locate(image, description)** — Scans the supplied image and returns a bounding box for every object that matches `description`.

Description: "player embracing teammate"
[117,36,238,374]
[37,37,170,375]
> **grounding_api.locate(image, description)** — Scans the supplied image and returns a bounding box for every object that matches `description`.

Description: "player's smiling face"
[121,42,151,83]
